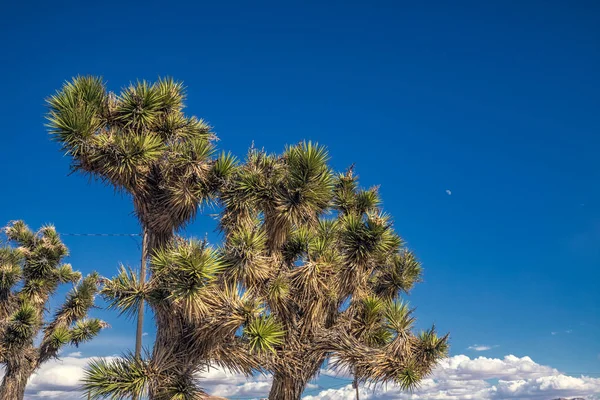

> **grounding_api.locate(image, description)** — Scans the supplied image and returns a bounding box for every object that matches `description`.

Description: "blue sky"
[1,0,599,398]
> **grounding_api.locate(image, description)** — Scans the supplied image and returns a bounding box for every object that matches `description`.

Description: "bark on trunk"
[144,230,185,400]
[0,365,31,400]
[268,372,308,400]
[268,357,324,400]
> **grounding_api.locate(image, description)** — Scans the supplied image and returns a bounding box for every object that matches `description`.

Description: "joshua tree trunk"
[0,363,33,400]
[268,357,324,400]
[268,372,309,400]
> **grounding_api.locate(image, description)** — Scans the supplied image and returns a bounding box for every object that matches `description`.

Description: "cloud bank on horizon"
[19,353,600,400]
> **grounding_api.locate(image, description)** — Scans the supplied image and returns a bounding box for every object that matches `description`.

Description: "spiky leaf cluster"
[90,239,285,399]
[217,149,448,399]
[47,76,236,245]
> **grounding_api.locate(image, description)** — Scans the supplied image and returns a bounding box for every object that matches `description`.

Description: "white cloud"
[142,332,149,336]
[15,354,600,400]
[306,355,600,400]
[65,352,82,357]
[446,189,452,195]
[468,344,494,351]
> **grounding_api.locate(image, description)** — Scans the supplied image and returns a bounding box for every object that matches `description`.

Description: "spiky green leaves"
[385,300,415,335]
[333,170,381,217]
[283,141,333,215]
[221,229,271,287]
[0,248,22,294]
[150,240,224,319]
[116,81,165,129]
[102,266,145,319]
[3,302,38,350]
[351,297,392,347]
[0,221,104,368]
[210,152,238,182]
[52,272,99,326]
[46,76,223,239]
[46,76,107,155]
[340,213,400,265]
[89,132,165,189]
[396,361,422,391]
[372,250,422,300]
[417,327,449,363]
[84,355,149,400]
[245,316,285,353]
[4,222,69,285]
[84,351,207,400]
[71,319,106,347]
[219,142,333,250]
[55,263,82,283]
[48,326,72,349]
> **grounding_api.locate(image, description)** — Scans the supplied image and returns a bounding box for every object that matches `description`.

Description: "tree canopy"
[0,221,103,400]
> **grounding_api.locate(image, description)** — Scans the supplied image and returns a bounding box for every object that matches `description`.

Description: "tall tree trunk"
[133,229,148,400]
[0,364,31,400]
[134,228,149,360]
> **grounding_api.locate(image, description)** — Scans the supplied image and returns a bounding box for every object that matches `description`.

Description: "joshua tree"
[83,238,284,399]
[0,221,103,400]
[218,143,449,400]
[46,76,235,364]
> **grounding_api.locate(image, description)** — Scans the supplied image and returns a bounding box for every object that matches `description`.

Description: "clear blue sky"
[1,0,599,386]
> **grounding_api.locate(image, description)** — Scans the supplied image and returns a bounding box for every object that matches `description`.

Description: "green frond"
[47,76,107,113]
[222,229,271,286]
[83,354,148,400]
[3,302,38,348]
[52,272,99,326]
[360,297,385,323]
[102,266,144,319]
[154,76,185,112]
[169,136,214,169]
[70,318,106,346]
[244,315,285,353]
[340,212,400,265]
[373,250,422,299]
[48,325,72,349]
[282,227,310,264]
[55,263,82,283]
[385,300,415,334]
[0,248,22,292]
[152,240,224,319]
[396,361,422,391]
[210,151,238,182]
[332,168,359,214]
[212,285,264,330]
[282,141,334,220]
[46,76,107,155]
[89,132,164,188]
[178,116,213,140]
[267,276,291,304]
[355,188,381,214]
[4,220,35,248]
[19,278,55,304]
[417,326,449,362]
[115,80,163,130]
